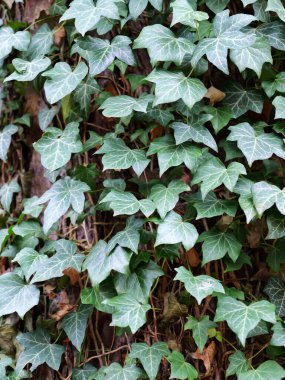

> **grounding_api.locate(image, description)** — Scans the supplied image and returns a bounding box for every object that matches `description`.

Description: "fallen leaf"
[186,248,201,268]
[23,0,53,23]
[192,341,216,376]
[205,86,225,105]
[161,293,188,326]
[63,267,80,285]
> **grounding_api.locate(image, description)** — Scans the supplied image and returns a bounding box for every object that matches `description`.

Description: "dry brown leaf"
[205,86,225,105]
[24,87,44,117]
[192,341,216,376]
[186,248,201,268]
[161,293,188,326]
[23,0,53,23]
[53,26,66,46]
[150,125,164,141]
[247,221,262,248]
[63,267,80,285]
[49,291,73,321]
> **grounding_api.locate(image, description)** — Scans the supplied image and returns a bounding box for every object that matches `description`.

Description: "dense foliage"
[0,0,285,378]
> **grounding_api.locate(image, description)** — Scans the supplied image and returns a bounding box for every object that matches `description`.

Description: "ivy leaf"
[266,0,285,23]
[191,191,238,219]
[0,124,17,161]
[72,365,97,380]
[191,10,256,74]
[0,272,39,318]
[264,277,285,317]
[101,189,155,217]
[147,135,203,176]
[206,0,229,13]
[35,177,90,233]
[266,210,285,239]
[204,105,233,134]
[230,37,272,77]
[134,24,194,65]
[34,122,83,171]
[273,96,285,119]
[16,328,65,373]
[96,138,149,176]
[228,122,285,166]
[167,351,198,380]
[0,179,21,212]
[26,24,54,60]
[257,21,285,51]
[61,304,92,350]
[171,121,218,152]
[215,297,276,346]
[234,179,258,223]
[38,105,60,131]
[262,72,285,98]
[0,354,12,379]
[129,342,170,380]
[198,228,242,265]
[13,247,45,281]
[226,351,249,377]
[252,181,285,215]
[238,361,285,380]
[0,26,30,60]
[74,77,100,118]
[267,238,285,272]
[107,217,142,254]
[150,180,189,219]
[128,0,162,18]
[271,322,285,347]
[60,0,119,36]
[155,211,198,250]
[73,35,135,76]
[100,94,152,118]
[174,266,224,304]
[4,57,51,82]
[192,157,246,199]
[184,316,216,352]
[146,69,207,109]
[49,0,67,16]
[42,62,88,104]
[222,81,264,117]
[103,293,151,333]
[171,0,209,27]
[82,240,131,286]
[31,239,85,283]
[103,363,144,380]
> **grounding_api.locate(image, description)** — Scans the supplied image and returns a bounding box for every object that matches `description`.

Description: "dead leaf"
[53,26,66,46]
[24,87,43,117]
[23,0,53,23]
[161,293,188,326]
[247,221,262,248]
[186,248,201,268]
[192,341,216,376]
[205,86,225,105]
[150,125,164,141]
[49,291,73,321]
[63,267,80,285]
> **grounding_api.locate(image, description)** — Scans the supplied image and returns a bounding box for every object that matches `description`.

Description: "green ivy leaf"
[198,228,242,265]
[0,124,17,161]
[167,351,198,380]
[42,62,88,104]
[16,328,65,373]
[155,211,198,250]
[205,0,229,13]
[73,77,100,118]
[234,179,258,223]
[13,247,45,281]
[266,210,285,239]
[103,363,144,380]
[0,26,30,60]
[215,296,276,346]
[107,217,142,254]
[262,72,285,97]
[150,180,189,219]
[129,342,170,380]
[192,157,246,199]
[146,69,207,108]
[0,179,21,212]
[128,0,162,18]
[191,191,238,219]
[204,105,233,134]
[252,181,285,215]
[174,266,225,304]
[226,351,249,377]
[257,21,285,51]
[26,24,54,60]
[264,277,285,317]
[273,96,285,119]
[171,0,208,27]
[238,360,285,380]
[0,272,40,318]
[38,105,60,131]
[34,122,82,171]
[266,0,285,22]
[271,322,285,347]
[100,94,152,118]
[4,57,51,82]
[134,24,194,65]
[184,315,216,352]
[60,0,119,36]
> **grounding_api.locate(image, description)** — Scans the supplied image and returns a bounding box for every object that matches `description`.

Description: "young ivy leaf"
[198,228,242,265]
[0,124,17,161]
[72,35,135,76]
[167,351,198,380]
[192,157,246,199]
[33,122,83,171]
[215,296,276,346]
[234,178,258,223]
[262,72,285,97]
[42,62,88,104]
[191,10,256,74]
[31,239,85,283]
[0,26,30,60]
[16,329,65,373]
[60,0,119,36]
[149,179,190,219]
[266,210,285,239]
[0,179,21,212]
[206,0,229,13]
[155,211,198,250]
[99,94,153,118]
[129,342,170,380]
[96,137,150,176]
[133,24,195,66]
[204,105,233,134]
[103,293,151,333]
[185,316,216,352]
[61,304,92,351]
[146,69,207,109]
[35,177,90,233]
[228,122,285,166]
[0,272,40,318]
[238,360,285,380]
[4,57,51,82]
[174,266,225,304]
[171,0,209,27]
[252,181,285,215]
